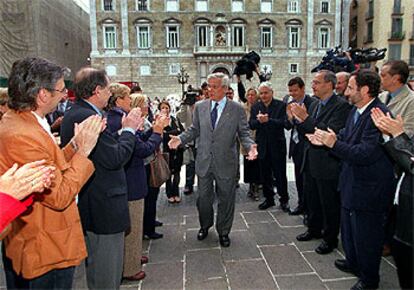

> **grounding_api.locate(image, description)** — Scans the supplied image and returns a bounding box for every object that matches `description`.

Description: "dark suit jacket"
[331,98,395,212]
[297,94,351,179]
[60,99,136,234]
[249,99,287,160]
[383,133,413,246]
[285,95,317,158]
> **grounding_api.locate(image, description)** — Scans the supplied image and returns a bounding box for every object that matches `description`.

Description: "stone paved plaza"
[0,166,401,290]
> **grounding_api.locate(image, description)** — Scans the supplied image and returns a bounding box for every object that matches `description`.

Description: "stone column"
[120,0,130,55]
[89,0,99,57]
[340,0,351,48]
[306,0,314,54]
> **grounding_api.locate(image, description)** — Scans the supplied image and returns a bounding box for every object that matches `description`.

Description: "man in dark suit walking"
[169,73,257,248]
[291,70,351,255]
[61,68,142,289]
[285,77,317,216]
[250,82,290,211]
[309,70,395,290]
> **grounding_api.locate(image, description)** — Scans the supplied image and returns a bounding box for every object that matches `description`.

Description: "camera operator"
[176,85,205,195]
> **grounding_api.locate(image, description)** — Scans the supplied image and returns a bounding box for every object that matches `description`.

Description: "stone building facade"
[0,0,91,82]
[349,0,414,79]
[90,0,345,99]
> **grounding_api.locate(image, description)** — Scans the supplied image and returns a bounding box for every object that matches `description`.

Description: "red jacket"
[0,193,34,239]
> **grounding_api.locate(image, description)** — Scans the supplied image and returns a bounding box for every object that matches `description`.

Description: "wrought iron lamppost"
[176,67,189,98]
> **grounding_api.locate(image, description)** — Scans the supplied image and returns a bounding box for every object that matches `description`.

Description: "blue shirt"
[210,97,227,128]
[389,86,404,100]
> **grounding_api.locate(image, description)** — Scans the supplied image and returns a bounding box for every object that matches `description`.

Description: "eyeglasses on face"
[48,87,68,94]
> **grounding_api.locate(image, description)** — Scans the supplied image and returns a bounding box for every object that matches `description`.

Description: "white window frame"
[106,65,117,76]
[166,0,179,12]
[166,25,180,48]
[320,0,330,13]
[288,26,301,48]
[195,0,208,11]
[260,26,272,48]
[103,24,117,49]
[136,25,151,49]
[261,0,272,13]
[232,0,244,12]
[318,27,330,48]
[136,0,150,11]
[140,65,151,76]
[169,63,181,75]
[196,25,210,47]
[102,0,115,11]
[232,25,245,47]
[287,0,299,13]
[289,63,299,74]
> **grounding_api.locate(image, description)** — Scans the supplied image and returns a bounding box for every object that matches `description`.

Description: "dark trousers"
[2,245,75,289]
[392,238,413,289]
[166,171,181,198]
[292,152,305,211]
[259,154,288,204]
[341,208,385,287]
[144,165,160,235]
[185,148,196,189]
[304,169,340,245]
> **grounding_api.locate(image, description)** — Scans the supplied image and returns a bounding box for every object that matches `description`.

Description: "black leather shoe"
[219,235,231,247]
[350,279,378,290]
[154,220,163,227]
[197,228,209,241]
[315,240,337,255]
[296,231,322,242]
[279,202,290,212]
[334,259,358,276]
[258,200,275,210]
[289,206,304,216]
[144,232,163,240]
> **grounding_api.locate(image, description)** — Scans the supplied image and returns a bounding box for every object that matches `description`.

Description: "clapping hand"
[257,111,269,123]
[74,115,105,157]
[371,108,404,138]
[290,103,308,123]
[168,135,181,150]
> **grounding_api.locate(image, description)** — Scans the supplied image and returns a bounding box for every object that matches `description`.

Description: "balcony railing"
[193,45,248,55]
[388,31,405,41]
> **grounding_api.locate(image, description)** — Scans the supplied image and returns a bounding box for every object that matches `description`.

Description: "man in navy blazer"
[310,70,395,290]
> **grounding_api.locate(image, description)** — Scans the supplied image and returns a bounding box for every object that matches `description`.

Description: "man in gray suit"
[169,72,257,247]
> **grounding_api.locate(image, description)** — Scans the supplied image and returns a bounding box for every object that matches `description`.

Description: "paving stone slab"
[270,210,306,227]
[378,259,399,289]
[185,249,226,286]
[260,244,313,275]
[183,214,200,229]
[276,273,327,290]
[249,222,290,246]
[242,211,275,224]
[184,228,220,250]
[282,227,324,252]
[147,225,185,264]
[231,212,249,230]
[226,259,277,290]
[324,278,360,290]
[303,251,355,280]
[140,261,183,290]
[186,277,228,290]
[221,230,261,261]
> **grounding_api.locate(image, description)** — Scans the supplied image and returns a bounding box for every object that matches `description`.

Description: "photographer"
[176,85,205,195]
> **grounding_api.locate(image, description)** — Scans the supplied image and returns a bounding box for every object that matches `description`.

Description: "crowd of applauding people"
[0,56,412,290]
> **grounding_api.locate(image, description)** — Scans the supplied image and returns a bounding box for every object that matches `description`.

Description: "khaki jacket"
[0,111,94,279]
[379,85,414,137]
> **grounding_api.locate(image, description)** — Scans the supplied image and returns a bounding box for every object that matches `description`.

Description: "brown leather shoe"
[123,271,146,281]
[141,256,149,265]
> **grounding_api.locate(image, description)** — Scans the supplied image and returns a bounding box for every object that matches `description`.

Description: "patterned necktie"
[211,102,219,129]
[314,101,322,118]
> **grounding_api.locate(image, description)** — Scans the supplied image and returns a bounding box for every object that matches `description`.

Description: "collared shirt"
[320,93,334,106]
[356,98,375,115]
[84,100,102,116]
[210,96,227,128]
[389,85,404,99]
[31,111,56,143]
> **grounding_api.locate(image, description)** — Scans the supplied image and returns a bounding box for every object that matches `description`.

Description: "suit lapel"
[214,99,230,131]
[345,99,378,141]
